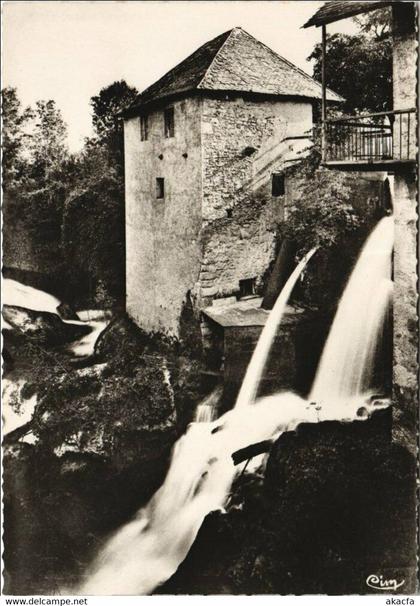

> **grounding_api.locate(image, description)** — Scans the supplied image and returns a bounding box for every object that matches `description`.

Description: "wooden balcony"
[323,108,417,171]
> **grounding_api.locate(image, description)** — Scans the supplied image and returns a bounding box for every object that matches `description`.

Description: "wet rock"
[57,302,80,321]
[262,410,416,593]
[2,305,91,346]
[94,314,148,359]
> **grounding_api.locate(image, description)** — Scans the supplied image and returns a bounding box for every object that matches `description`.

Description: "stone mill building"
[123,27,341,337]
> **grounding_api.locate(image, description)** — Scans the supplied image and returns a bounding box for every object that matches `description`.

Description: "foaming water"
[3,279,110,358]
[79,389,384,596]
[235,248,317,409]
[77,220,392,595]
[2,378,37,435]
[3,279,61,315]
[194,387,222,423]
[310,216,393,408]
[78,250,319,595]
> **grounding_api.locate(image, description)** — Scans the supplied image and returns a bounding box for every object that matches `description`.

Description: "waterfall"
[235,248,317,409]
[79,387,385,595]
[78,250,318,595]
[79,392,320,596]
[309,216,394,409]
[194,387,222,422]
[78,220,392,595]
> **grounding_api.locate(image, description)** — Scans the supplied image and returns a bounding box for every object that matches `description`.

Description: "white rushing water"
[235,248,317,409]
[80,390,384,596]
[2,378,37,436]
[309,216,394,409]
[3,279,110,359]
[194,386,222,423]
[78,248,319,595]
[3,279,61,315]
[76,218,393,595]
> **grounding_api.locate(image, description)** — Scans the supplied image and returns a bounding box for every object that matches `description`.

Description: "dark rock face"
[3,305,91,346]
[94,314,148,359]
[3,437,175,595]
[159,411,417,595]
[262,412,417,594]
[2,316,188,595]
[57,302,80,321]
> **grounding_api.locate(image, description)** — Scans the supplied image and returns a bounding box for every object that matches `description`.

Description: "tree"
[309,33,392,114]
[28,99,69,186]
[89,80,139,169]
[59,80,138,307]
[1,87,33,190]
[308,8,392,114]
[353,7,392,41]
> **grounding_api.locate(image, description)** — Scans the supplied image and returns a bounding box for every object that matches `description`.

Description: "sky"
[3,1,358,152]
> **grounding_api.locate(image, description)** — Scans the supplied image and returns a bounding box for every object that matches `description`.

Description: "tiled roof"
[128,27,343,113]
[303,1,392,28]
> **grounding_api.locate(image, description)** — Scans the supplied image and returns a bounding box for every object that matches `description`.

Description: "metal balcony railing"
[324,108,416,164]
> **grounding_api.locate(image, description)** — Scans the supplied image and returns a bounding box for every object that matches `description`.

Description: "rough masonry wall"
[198,96,313,303]
[392,174,417,452]
[392,4,417,159]
[125,97,203,336]
[391,4,418,453]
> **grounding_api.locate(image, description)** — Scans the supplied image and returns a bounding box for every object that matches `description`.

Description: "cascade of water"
[78,219,393,595]
[3,279,62,314]
[194,387,222,423]
[309,216,394,409]
[235,248,317,409]
[78,251,317,595]
[3,279,110,358]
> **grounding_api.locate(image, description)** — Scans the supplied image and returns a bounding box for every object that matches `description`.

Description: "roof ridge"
[196,27,237,90]
[235,27,341,100]
[126,25,343,114]
[140,29,232,100]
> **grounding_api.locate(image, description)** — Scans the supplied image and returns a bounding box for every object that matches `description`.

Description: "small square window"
[140,115,148,141]
[272,173,285,197]
[164,107,175,138]
[156,178,164,199]
[239,278,256,298]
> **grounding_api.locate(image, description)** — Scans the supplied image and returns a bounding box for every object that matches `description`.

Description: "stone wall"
[125,97,203,336]
[222,310,329,407]
[391,4,418,453]
[3,191,65,297]
[198,95,313,305]
[392,174,417,453]
[392,3,417,160]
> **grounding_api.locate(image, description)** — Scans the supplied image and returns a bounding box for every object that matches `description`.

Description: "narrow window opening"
[239,278,256,299]
[164,107,175,138]
[156,178,164,199]
[272,173,285,197]
[140,115,148,141]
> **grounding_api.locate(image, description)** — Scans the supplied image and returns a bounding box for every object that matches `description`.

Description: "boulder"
[57,302,80,321]
[2,305,91,346]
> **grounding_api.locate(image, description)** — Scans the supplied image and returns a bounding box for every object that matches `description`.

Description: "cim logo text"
[366,574,405,592]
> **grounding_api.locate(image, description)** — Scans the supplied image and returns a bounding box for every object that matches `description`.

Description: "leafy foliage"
[353,7,392,41]
[284,169,361,255]
[309,32,392,114]
[2,81,138,307]
[27,100,70,186]
[32,355,174,453]
[283,135,370,308]
[59,81,138,306]
[89,80,139,171]
[1,87,34,190]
